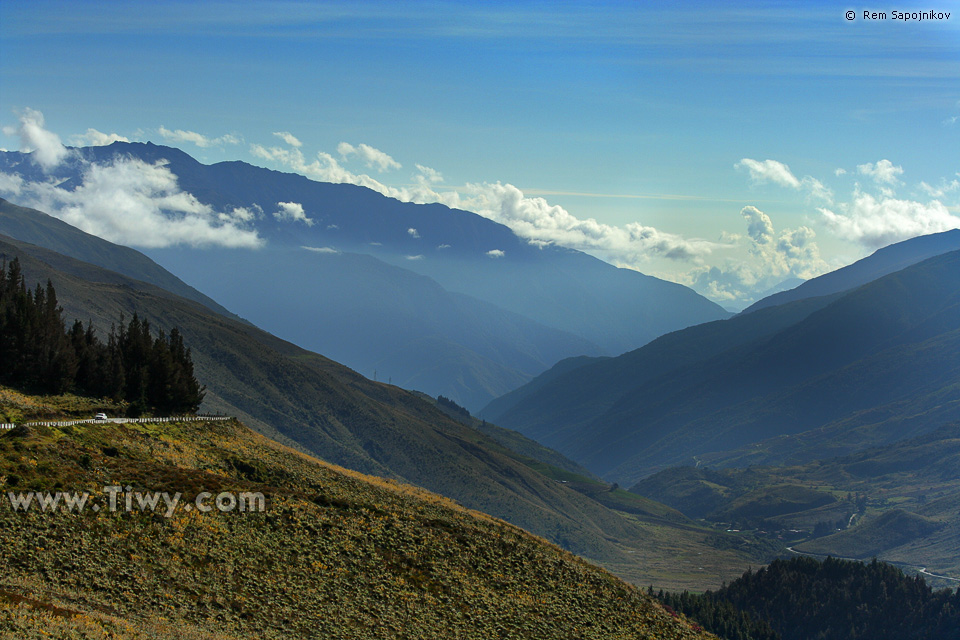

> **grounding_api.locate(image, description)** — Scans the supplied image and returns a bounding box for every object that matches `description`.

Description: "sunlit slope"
[0,234,777,593]
[0,394,715,639]
[0,234,644,566]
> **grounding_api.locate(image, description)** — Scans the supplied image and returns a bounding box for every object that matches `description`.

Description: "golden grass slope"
[0,390,714,639]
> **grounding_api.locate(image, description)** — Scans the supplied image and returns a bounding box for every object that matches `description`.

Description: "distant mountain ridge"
[0,143,730,407]
[0,195,601,411]
[743,228,960,313]
[487,244,960,484]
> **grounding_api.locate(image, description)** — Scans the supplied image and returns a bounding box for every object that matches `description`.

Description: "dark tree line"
[653,586,780,640]
[437,395,470,418]
[0,258,205,414]
[655,556,960,640]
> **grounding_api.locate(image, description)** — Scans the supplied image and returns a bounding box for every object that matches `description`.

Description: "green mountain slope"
[0,394,714,639]
[0,233,764,590]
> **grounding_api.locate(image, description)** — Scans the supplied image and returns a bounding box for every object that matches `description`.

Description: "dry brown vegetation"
[0,388,715,639]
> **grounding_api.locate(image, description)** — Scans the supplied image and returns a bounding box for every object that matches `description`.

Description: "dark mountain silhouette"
[487,247,960,485]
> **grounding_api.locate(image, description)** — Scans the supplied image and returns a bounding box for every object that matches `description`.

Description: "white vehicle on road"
[94,413,108,421]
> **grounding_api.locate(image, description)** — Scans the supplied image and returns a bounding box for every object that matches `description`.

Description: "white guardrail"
[0,416,232,430]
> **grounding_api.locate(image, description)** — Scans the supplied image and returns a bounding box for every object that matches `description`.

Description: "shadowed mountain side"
[743,228,960,314]
[595,251,960,482]
[490,249,960,485]
[484,291,846,445]
[143,246,602,411]
[0,234,691,568]
[0,197,242,322]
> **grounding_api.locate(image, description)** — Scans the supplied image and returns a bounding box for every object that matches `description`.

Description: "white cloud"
[273,201,314,226]
[0,157,262,249]
[252,137,718,265]
[219,204,260,223]
[273,131,302,147]
[736,157,832,203]
[919,177,960,198]
[337,142,401,172]
[415,164,443,184]
[801,176,833,203]
[407,227,420,238]
[834,168,848,176]
[454,181,717,262]
[158,126,241,148]
[437,243,451,249]
[302,245,339,254]
[679,207,828,308]
[0,172,24,196]
[486,249,505,258]
[819,191,960,248]
[736,158,801,189]
[857,159,903,186]
[70,128,130,147]
[405,254,424,260]
[3,108,70,171]
[741,205,774,245]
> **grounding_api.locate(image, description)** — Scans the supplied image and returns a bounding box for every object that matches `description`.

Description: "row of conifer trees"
[0,258,205,414]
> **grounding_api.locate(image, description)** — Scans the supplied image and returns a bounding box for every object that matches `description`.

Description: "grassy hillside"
[0,390,715,639]
[0,234,768,591]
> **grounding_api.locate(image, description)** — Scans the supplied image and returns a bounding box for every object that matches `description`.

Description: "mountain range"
[484,232,960,485]
[0,202,764,590]
[0,143,729,410]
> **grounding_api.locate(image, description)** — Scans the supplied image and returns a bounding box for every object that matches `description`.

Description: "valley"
[2,4,958,637]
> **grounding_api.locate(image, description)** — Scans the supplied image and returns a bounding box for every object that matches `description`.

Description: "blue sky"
[1,0,958,308]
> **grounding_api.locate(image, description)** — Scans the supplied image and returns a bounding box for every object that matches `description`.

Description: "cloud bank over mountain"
[1,111,263,248]
[1,109,958,308]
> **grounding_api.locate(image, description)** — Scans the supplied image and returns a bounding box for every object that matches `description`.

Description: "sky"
[1,0,958,309]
